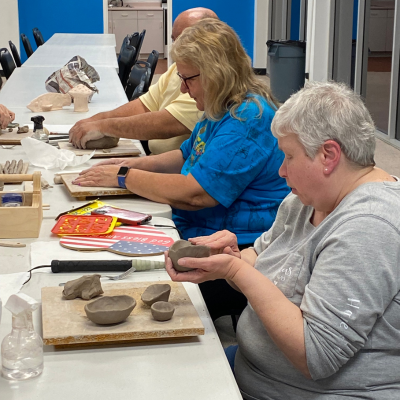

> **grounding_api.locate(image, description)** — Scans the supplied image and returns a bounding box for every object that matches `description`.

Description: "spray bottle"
[31,115,48,142]
[1,293,43,380]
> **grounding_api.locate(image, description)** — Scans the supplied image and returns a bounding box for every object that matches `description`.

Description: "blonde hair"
[170,19,278,121]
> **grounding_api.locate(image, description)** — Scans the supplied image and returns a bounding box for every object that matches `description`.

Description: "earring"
[324,168,328,172]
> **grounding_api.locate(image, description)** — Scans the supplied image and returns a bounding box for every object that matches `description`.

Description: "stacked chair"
[8,41,22,67]
[0,48,16,79]
[117,36,137,89]
[20,33,34,58]
[32,27,45,47]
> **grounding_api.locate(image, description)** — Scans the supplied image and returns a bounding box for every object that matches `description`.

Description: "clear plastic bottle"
[1,294,43,380]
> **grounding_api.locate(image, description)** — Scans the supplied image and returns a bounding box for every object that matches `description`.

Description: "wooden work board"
[0,128,33,145]
[58,140,141,158]
[61,173,131,200]
[41,281,205,346]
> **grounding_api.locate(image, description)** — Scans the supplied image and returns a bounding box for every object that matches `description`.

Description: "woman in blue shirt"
[74,18,290,321]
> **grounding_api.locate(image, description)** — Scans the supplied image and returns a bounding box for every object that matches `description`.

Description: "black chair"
[118,44,137,89]
[145,50,159,89]
[8,41,21,67]
[20,33,33,58]
[32,28,45,47]
[0,48,16,79]
[129,29,146,62]
[125,61,150,101]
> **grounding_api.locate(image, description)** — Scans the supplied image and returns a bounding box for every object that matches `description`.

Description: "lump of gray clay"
[169,239,211,272]
[141,284,171,306]
[62,274,104,300]
[151,301,175,321]
[84,295,136,325]
[85,136,119,149]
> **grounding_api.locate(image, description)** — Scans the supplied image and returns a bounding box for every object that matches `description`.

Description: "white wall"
[0,0,19,53]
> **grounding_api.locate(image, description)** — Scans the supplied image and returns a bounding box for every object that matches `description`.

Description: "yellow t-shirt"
[140,63,201,155]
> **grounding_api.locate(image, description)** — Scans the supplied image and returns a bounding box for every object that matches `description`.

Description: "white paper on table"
[0,272,30,304]
[21,137,94,170]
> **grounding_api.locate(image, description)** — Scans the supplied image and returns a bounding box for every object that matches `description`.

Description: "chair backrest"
[125,61,150,101]
[8,41,21,67]
[20,33,34,58]
[118,44,137,89]
[129,30,146,63]
[32,27,45,47]
[0,48,16,79]
[118,35,130,59]
[146,50,159,89]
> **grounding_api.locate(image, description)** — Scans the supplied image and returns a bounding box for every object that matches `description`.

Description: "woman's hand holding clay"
[188,230,241,258]
[165,252,243,284]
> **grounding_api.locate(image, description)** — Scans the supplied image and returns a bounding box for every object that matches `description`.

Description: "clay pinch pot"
[151,301,175,321]
[141,284,171,306]
[169,239,211,272]
[63,274,103,300]
[84,295,136,325]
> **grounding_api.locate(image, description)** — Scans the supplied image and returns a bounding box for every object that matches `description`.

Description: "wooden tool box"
[0,172,43,238]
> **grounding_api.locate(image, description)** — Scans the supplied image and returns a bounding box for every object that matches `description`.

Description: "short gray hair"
[271,81,376,167]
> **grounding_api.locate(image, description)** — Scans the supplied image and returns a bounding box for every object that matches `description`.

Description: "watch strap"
[118,175,127,189]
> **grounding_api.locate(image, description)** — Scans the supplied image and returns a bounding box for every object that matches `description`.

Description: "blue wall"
[18,0,104,62]
[172,1,254,61]
[290,0,301,40]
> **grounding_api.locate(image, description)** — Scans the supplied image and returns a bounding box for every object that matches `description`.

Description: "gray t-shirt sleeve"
[301,216,400,380]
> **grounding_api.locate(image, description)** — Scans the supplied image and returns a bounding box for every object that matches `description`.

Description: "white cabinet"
[369,10,388,52]
[109,10,138,51]
[109,9,163,55]
[386,10,394,52]
[369,9,395,52]
[138,11,163,54]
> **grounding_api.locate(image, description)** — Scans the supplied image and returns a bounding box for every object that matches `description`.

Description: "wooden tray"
[0,128,33,145]
[41,281,204,346]
[58,140,141,158]
[60,173,131,201]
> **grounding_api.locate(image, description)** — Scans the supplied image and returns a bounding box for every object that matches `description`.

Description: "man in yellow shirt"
[69,7,218,154]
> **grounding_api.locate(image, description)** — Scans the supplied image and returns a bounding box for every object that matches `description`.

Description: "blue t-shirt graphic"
[172,95,290,245]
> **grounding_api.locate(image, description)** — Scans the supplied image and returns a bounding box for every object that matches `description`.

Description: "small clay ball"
[85,136,119,149]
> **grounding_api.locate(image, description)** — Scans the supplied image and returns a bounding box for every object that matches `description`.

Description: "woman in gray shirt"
[166,81,400,399]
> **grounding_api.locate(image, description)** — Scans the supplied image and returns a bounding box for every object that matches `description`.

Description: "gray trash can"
[267,40,306,103]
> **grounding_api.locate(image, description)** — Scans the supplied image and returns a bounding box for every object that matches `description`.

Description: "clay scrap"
[141,284,171,306]
[151,301,175,321]
[1,159,25,174]
[84,295,136,325]
[69,84,94,112]
[63,274,103,300]
[27,93,72,112]
[17,126,29,134]
[85,136,120,150]
[169,240,211,272]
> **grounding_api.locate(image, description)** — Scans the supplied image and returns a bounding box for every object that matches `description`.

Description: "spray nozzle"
[31,115,45,132]
[5,293,39,316]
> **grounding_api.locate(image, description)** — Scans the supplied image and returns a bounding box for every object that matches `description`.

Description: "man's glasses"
[176,72,200,89]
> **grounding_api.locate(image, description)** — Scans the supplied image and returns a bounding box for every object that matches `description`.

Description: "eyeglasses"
[176,72,200,89]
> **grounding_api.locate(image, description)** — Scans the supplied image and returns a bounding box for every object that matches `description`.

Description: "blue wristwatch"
[117,166,130,189]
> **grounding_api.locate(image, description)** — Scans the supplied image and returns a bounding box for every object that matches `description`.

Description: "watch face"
[118,166,129,177]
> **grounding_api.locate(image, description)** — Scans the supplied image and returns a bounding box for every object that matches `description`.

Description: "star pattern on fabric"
[109,241,169,255]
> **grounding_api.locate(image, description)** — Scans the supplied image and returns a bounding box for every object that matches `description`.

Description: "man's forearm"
[97,109,191,141]
[86,99,149,122]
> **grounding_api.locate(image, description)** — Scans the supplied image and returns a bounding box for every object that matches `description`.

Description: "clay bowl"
[151,301,175,321]
[169,239,211,272]
[84,295,136,325]
[141,283,171,306]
